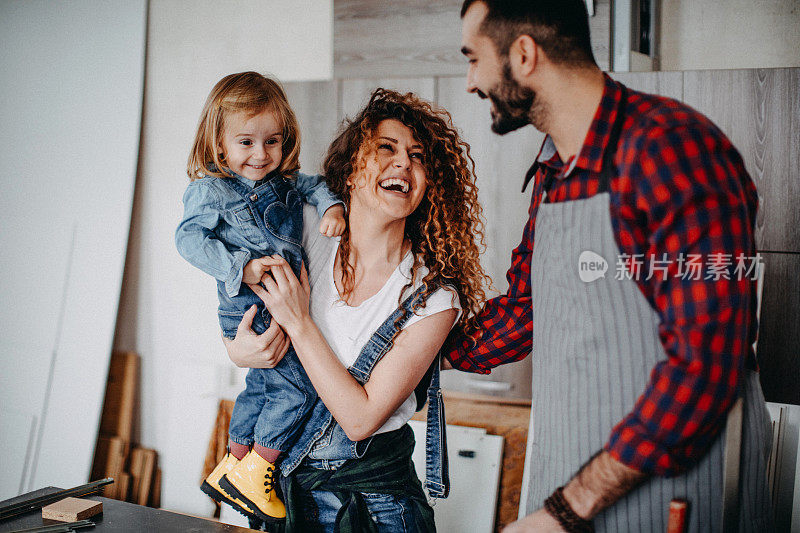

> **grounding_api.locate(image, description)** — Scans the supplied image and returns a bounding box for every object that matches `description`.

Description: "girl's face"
[349,119,428,222]
[219,109,283,181]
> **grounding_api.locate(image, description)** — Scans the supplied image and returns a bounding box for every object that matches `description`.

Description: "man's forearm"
[561,451,647,519]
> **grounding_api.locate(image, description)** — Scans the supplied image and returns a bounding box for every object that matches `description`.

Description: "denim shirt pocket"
[232,204,268,244]
[263,187,303,246]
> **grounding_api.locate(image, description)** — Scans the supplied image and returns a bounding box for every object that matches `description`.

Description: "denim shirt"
[175,171,341,299]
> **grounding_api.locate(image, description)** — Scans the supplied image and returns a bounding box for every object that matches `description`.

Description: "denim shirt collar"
[232,169,281,189]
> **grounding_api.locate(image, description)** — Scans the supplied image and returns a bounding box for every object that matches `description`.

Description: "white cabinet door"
[409,420,504,532]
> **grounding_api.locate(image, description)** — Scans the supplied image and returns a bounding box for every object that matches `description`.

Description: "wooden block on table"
[42,497,102,522]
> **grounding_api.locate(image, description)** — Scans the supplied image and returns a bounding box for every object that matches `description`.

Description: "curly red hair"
[323,88,491,336]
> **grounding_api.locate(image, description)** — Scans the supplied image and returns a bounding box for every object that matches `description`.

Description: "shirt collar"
[533,73,624,180]
[234,174,257,189]
[232,169,279,189]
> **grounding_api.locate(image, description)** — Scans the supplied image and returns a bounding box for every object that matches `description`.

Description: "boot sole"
[219,475,285,523]
[200,480,258,520]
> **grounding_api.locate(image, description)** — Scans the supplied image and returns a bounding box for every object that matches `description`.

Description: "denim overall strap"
[422,348,449,498]
[347,283,450,499]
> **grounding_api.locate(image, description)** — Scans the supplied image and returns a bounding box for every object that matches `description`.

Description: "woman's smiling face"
[349,119,428,221]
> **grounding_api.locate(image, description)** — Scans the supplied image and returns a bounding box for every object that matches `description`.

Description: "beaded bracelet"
[543,486,595,533]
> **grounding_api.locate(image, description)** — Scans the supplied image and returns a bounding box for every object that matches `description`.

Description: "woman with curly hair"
[224,88,489,532]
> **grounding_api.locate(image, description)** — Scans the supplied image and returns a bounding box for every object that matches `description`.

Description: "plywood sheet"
[683,69,800,252]
[333,0,611,78]
[0,411,36,500]
[436,75,539,400]
[414,393,531,530]
[758,252,800,404]
[339,78,436,122]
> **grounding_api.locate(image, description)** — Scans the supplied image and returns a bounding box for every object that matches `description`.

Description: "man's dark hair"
[461,0,596,67]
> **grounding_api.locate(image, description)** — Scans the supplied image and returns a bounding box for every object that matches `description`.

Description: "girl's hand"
[319,204,346,237]
[242,256,283,285]
[248,256,311,337]
[222,305,290,368]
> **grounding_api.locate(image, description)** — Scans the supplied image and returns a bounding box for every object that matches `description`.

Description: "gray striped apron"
[521,89,774,531]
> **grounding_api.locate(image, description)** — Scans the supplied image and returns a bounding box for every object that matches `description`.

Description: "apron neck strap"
[522,86,629,196]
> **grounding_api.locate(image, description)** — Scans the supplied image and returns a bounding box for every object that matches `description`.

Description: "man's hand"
[319,204,346,237]
[504,451,646,532]
[502,509,565,532]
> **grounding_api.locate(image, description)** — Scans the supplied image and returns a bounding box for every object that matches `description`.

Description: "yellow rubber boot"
[219,450,286,522]
[200,452,257,519]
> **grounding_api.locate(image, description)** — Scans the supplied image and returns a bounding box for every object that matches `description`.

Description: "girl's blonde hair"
[187,71,300,181]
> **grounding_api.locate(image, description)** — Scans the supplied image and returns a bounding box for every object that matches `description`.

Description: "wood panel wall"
[285,68,800,404]
[333,0,611,78]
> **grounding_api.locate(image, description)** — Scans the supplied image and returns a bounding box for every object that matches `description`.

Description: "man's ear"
[509,34,538,78]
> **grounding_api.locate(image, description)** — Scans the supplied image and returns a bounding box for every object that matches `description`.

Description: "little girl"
[175,72,344,523]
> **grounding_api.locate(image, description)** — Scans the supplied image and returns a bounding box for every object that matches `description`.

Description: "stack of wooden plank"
[90,351,161,507]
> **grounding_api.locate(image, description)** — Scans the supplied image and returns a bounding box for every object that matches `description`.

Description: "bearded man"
[446,1,774,531]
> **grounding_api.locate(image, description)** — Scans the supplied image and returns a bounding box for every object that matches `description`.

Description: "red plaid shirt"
[446,74,759,476]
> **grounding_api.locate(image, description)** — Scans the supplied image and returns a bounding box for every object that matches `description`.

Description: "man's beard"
[486,62,546,135]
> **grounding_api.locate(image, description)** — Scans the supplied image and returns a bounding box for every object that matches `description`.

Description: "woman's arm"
[252,257,457,442]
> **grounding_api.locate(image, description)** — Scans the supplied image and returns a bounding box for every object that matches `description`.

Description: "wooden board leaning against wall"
[285,67,800,405]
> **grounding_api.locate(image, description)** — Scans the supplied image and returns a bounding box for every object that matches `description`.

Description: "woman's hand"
[248,256,312,337]
[222,304,291,368]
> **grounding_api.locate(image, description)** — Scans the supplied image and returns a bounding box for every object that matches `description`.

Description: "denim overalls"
[281,283,450,501]
[219,174,305,337]
[176,170,339,451]
[176,170,340,339]
[223,174,322,450]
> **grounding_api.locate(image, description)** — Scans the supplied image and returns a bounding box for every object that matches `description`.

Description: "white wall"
[660,0,800,71]
[112,0,332,515]
[0,0,145,499]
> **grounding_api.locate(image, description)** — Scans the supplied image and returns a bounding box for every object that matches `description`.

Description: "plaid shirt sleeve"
[604,118,759,475]
[444,200,537,373]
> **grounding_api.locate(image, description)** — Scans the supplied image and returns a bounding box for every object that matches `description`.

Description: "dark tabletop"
[0,487,258,532]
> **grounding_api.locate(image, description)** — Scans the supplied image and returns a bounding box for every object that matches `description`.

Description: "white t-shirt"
[302,205,461,435]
